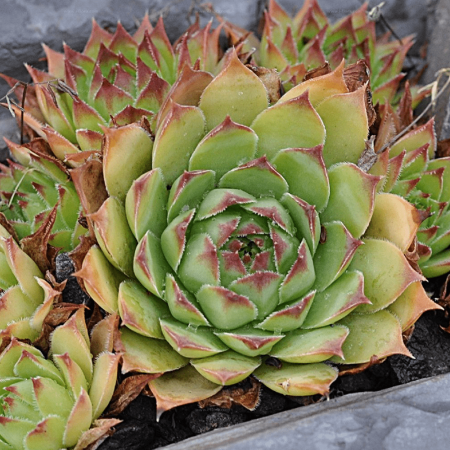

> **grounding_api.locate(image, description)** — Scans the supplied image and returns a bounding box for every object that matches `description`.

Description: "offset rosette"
[77,54,437,401]
[1,15,222,163]
[0,310,119,450]
[369,116,450,277]
[0,141,86,252]
[0,223,65,346]
[227,0,428,106]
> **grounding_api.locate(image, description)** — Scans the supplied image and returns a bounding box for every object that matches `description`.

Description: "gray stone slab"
[163,373,450,450]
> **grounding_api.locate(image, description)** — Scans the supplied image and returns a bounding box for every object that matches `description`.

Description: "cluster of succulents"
[0,310,118,450]
[226,0,428,107]
[0,0,447,445]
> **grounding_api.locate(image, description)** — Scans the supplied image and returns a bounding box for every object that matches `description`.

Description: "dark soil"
[55,256,450,450]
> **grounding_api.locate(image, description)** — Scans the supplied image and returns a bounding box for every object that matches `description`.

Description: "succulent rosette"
[0,222,64,345]
[227,0,428,107]
[0,139,86,251]
[1,15,222,164]
[0,309,119,450]
[74,55,437,405]
[370,114,450,278]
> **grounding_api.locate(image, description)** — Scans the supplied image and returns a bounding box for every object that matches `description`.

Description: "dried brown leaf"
[358,136,378,172]
[20,204,59,273]
[303,62,331,81]
[246,65,283,104]
[339,355,386,376]
[74,419,122,450]
[69,234,97,294]
[198,377,261,411]
[437,138,450,158]
[397,81,413,129]
[33,303,84,353]
[71,160,108,236]
[87,303,105,333]
[343,60,370,92]
[105,374,161,417]
[0,212,19,241]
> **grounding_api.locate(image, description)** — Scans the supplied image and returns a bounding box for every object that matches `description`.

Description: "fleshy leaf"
[316,87,368,167]
[196,285,257,330]
[218,156,288,200]
[270,326,349,363]
[313,222,362,292]
[164,274,210,326]
[254,361,338,396]
[189,117,258,179]
[199,50,268,130]
[90,196,137,277]
[252,92,326,160]
[160,318,228,358]
[167,170,216,223]
[320,163,380,238]
[273,146,329,212]
[118,279,170,339]
[302,270,371,328]
[102,124,153,202]
[256,291,315,332]
[215,328,284,357]
[134,231,171,298]
[364,193,423,252]
[152,102,205,185]
[148,365,222,420]
[333,310,412,364]
[115,327,188,374]
[74,245,124,314]
[191,350,261,385]
[349,238,424,313]
[388,281,442,331]
[125,169,169,241]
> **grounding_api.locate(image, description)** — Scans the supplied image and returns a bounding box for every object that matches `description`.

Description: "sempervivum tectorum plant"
[0,222,63,346]
[226,0,428,107]
[0,138,86,252]
[0,15,222,163]
[74,54,438,407]
[370,99,450,278]
[0,309,119,450]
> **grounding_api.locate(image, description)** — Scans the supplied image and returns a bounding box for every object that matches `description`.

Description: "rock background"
[0,0,448,148]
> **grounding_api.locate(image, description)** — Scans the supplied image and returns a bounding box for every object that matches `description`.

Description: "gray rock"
[424,0,450,140]
[164,373,450,450]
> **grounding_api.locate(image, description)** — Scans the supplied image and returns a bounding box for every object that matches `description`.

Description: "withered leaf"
[357,135,378,172]
[437,138,450,158]
[20,204,59,273]
[343,60,369,92]
[246,65,283,104]
[69,235,97,295]
[404,236,423,274]
[343,60,376,127]
[397,80,413,129]
[303,62,331,81]
[198,377,261,411]
[339,355,385,376]
[74,419,122,450]
[0,212,19,241]
[105,374,161,417]
[33,303,84,353]
[87,303,105,333]
[71,160,108,236]
[69,235,97,273]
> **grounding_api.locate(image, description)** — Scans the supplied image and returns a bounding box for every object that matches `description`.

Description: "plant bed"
[1,1,450,449]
